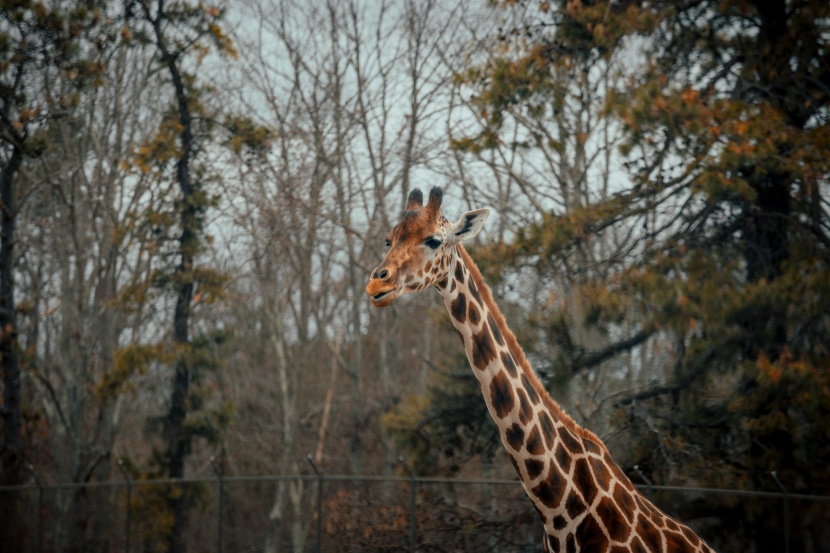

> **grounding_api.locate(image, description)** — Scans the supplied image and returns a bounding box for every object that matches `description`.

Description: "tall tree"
[0,2,109,548]
[124,2,236,551]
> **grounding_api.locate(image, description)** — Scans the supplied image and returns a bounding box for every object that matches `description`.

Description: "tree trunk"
[166,73,196,553]
[0,145,24,552]
[156,23,197,553]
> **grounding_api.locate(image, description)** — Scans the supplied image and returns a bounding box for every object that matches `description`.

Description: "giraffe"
[366,187,716,553]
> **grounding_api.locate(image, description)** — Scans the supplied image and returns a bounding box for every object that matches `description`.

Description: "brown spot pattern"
[552,515,568,531]
[501,351,518,378]
[454,261,465,284]
[613,485,636,523]
[532,464,566,509]
[665,530,688,552]
[572,458,596,506]
[637,513,662,552]
[575,514,609,552]
[525,458,545,480]
[468,301,481,326]
[565,492,586,519]
[565,533,576,553]
[517,389,533,424]
[523,375,540,404]
[554,443,572,474]
[584,439,602,455]
[548,535,560,553]
[488,313,505,345]
[526,425,544,455]
[505,423,524,452]
[558,427,583,454]
[650,506,663,526]
[631,535,648,553]
[590,456,612,492]
[539,412,556,449]
[471,326,496,370]
[635,495,656,519]
[596,496,630,542]
[450,293,466,323]
[490,371,515,418]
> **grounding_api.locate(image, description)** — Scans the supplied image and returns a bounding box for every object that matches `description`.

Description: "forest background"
[1,1,829,552]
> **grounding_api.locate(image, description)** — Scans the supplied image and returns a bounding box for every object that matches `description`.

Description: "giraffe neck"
[436,246,715,553]
[438,246,601,522]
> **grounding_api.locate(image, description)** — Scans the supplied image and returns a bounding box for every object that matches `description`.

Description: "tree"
[122,2,237,551]
[0,2,111,548]
[454,0,830,550]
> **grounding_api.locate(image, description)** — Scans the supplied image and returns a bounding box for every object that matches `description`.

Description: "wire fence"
[2,459,829,553]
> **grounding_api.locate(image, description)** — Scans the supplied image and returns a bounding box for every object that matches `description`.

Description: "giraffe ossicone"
[366,186,716,553]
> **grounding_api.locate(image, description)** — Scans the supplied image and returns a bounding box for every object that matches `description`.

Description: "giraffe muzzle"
[366,275,397,307]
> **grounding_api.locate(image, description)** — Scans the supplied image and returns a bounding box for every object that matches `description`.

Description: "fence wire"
[2,468,829,553]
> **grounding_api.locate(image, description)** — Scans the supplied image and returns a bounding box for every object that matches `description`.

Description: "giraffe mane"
[457,245,608,453]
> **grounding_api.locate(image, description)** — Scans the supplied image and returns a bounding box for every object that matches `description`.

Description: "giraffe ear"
[449,209,489,242]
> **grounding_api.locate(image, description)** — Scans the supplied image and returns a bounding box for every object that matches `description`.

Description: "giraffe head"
[366,187,489,307]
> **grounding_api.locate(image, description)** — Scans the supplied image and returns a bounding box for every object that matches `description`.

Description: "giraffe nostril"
[376,268,390,280]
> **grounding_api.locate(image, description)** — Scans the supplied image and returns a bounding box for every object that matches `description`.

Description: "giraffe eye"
[424,237,442,250]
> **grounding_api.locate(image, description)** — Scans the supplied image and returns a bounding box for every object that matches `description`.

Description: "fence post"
[210,456,224,553]
[771,471,790,553]
[306,454,322,553]
[27,464,43,553]
[398,457,416,553]
[116,460,132,553]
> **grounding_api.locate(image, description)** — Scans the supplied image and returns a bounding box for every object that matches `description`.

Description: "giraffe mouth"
[366,279,398,307]
[370,289,396,307]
